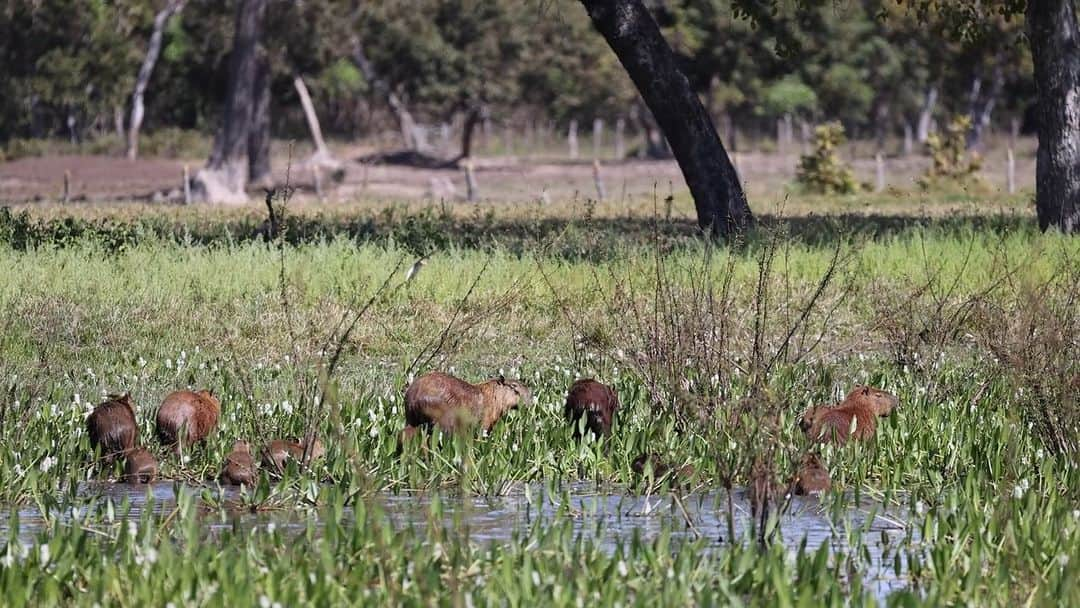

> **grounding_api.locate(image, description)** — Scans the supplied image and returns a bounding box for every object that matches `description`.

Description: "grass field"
[0,194,1077,606]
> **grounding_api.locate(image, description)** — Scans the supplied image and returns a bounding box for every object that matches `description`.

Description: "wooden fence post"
[568,120,579,159]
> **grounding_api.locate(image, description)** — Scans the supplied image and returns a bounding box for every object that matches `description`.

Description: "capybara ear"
[861,386,870,395]
[497,374,506,385]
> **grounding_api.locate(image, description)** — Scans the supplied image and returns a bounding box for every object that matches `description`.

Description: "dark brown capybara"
[631,453,695,482]
[404,372,531,433]
[156,389,221,452]
[87,393,138,464]
[122,447,158,484]
[800,386,899,445]
[791,453,831,495]
[262,435,325,474]
[564,378,619,438]
[220,440,256,486]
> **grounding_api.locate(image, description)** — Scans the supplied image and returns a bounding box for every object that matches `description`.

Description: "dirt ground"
[0,141,1036,205]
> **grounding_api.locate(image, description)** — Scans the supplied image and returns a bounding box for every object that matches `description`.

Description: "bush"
[795,122,858,195]
[919,115,984,190]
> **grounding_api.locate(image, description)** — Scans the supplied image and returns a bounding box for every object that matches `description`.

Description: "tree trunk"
[916,85,938,143]
[292,74,340,173]
[248,51,272,188]
[580,0,752,236]
[351,40,425,153]
[967,63,1004,151]
[127,0,186,161]
[1028,0,1080,233]
[193,0,267,204]
[458,107,481,161]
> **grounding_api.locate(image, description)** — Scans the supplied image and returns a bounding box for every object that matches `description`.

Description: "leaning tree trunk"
[916,85,938,143]
[1028,0,1080,233]
[579,0,752,237]
[193,0,267,204]
[458,107,481,162]
[293,73,341,173]
[127,0,186,160]
[351,40,426,153]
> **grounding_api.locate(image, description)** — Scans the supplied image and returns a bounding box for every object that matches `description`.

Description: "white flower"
[38,545,50,566]
[128,522,138,537]
[531,571,541,586]
[1059,554,1070,568]
[1,551,14,568]
[368,427,379,438]
[165,359,173,369]
[617,560,628,577]
[281,400,293,415]
[39,456,55,473]
[145,548,158,564]
[1013,485,1025,499]
[259,596,271,608]
[915,501,926,515]
[267,523,276,534]
[138,357,147,368]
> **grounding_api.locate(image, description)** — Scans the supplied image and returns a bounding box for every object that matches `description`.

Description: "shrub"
[919,115,984,190]
[795,122,858,195]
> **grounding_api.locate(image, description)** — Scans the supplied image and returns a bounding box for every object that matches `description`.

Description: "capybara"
[262,435,325,474]
[791,453,831,495]
[564,378,619,438]
[156,389,221,452]
[631,453,695,482]
[221,440,256,486]
[404,372,531,433]
[800,385,899,445]
[87,393,138,464]
[122,447,157,484]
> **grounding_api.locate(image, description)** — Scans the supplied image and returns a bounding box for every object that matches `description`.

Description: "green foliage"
[920,115,984,189]
[762,76,818,117]
[795,122,859,194]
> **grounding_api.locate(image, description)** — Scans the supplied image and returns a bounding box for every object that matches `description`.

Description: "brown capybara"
[220,440,256,486]
[156,389,221,452]
[87,393,138,464]
[262,435,325,474]
[799,385,899,445]
[122,447,157,484]
[404,372,531,433]
[631,453,695,482]
[791,453,831,495]
[564,379,619,438]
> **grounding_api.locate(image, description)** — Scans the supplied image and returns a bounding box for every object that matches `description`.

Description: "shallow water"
[1,481,915,600]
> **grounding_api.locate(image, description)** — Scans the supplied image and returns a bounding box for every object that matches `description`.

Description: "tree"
[579,0,753,237]
[127,0,187,160]
[192,0,267,204]
[1027,0,1079,233]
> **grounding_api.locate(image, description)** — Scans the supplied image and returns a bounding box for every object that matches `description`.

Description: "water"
[1,481,915,600]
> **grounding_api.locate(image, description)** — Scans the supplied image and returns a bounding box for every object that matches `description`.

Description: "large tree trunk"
[193,0,268,204]
[580,0,752,237]
[248,51,272,188]
[1028,0,1080,233]
[127,0,186,161]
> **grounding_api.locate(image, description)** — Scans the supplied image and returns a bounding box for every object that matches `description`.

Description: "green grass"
[0,200,1077,606]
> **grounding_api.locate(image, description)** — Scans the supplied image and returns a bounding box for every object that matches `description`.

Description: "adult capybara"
[122,447,157,484]
[87,393,138,464]
[221,440,256,486]
[800,385,899,445]
[262,435,325,474]
[564,379,619,438]
[791,453,831,495]
[404,372,531,433]
[156,389,220,452]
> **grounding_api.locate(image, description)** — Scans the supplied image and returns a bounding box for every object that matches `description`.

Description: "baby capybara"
[123,447,157,484]
[262,435,325,474]
[791,453,830,495]
[87,393,138,464]
[404,372,531,433]
[631,453,695,481]
[221,440,256,486]
[800,385,899,445]
[564,378,619,438]
[156,389,221,452]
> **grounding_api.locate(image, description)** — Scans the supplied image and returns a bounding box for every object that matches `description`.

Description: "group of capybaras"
[87,371,899,495]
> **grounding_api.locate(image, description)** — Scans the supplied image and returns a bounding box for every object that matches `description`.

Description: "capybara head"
[123,447,157,484]
[798,405,824,434]
[87,393,139,463]
[230,440,251,455]
[494,376,531,409]
[565,378,619,438]
[300,434,325,462]
[845,385,899,417]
